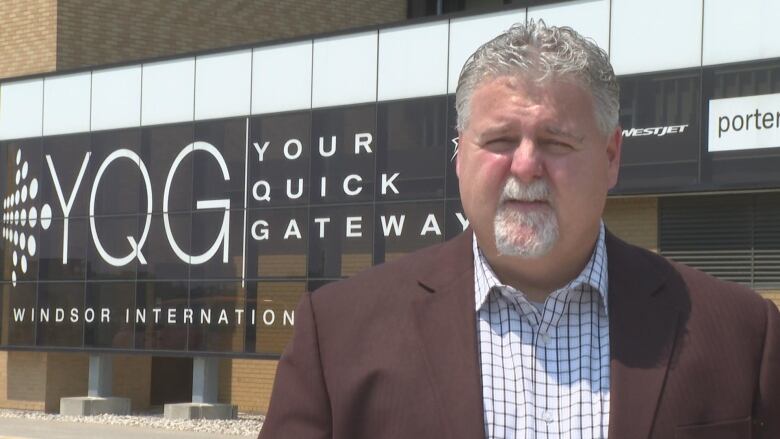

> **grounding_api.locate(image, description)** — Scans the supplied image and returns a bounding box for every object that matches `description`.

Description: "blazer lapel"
[411,231,486,439]
[606,231,688,439]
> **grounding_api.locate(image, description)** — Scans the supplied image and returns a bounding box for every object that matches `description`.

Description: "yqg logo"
[2,141,232,287]
[50,141,231,267]
[2,149,51,286]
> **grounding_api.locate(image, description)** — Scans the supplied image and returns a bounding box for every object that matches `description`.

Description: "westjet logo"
[622,125,689,138]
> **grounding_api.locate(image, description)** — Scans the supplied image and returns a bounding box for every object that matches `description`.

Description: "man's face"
[456,75,621,258]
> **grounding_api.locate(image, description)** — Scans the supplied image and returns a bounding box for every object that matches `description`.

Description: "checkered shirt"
[473,223,610,439]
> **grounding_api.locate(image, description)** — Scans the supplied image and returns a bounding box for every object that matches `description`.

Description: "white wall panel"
[448,9,526,93]
[528,0,610,54]
[703,0,780,65]
[195,49,252,120]
[91,65,142,131]
[378,22,449,101]
[0,79,43,140]
[252,41,312,114]
[610,0,702,75]
[42,72,91,136]
[312,31,378,108]
[141,57,195,126]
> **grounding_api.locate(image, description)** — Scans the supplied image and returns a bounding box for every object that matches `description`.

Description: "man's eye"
[485,138,516,150]
[545,140,573,151]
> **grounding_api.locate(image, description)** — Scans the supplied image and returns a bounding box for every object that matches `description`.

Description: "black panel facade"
[701,59,780,190]
[2,58,780,357]
[0,97,469,357]
[615,70,701,193]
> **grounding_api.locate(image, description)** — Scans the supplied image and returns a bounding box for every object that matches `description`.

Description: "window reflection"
[377,96,447,201]
[248,112,311,208]
[310,104,376,204]
[90,129,142,216]
[246,207,308,278]
[253,281,304,355]
[140,124,193,214]
[85,282,135,349]
[36,282,85,348]
[0,282,36,346]
[38,217,88,281]
[193,118,246,211]
[188,281,246,353]
[308,205,373,278]
[374,201,445,263]
[135,281,188,351]
[40,133,91,218]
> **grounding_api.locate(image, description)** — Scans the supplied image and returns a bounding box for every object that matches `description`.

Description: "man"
[259,21,779,439]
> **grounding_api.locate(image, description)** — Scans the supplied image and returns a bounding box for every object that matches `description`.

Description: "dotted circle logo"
[3,148,52,287]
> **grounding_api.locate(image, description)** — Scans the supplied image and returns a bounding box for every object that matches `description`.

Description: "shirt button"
[543,411,554,423]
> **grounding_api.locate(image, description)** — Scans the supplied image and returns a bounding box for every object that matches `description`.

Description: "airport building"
[0,0,779,414]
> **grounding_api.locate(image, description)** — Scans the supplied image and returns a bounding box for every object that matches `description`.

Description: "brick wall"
[44,352,88,412]
[220,358,278,413]
[112,354,152,411]
[0,351,152,412]
[55,0,406,72]
[1,351,47,410]
[0,0,58,78]
[603,197,658,252]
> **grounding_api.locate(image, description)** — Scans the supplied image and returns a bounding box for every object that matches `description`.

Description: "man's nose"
[509,139,544,184]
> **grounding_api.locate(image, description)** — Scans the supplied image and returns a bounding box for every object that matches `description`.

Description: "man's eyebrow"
[544,126,584,142]
[475,124,513,142]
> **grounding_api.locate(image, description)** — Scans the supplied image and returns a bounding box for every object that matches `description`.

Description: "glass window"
[252,281,304,355]
[188,281,246,353]
[136,212,191,280]
[192,118,247,211]
[85,282,135,349]
[36,282,85,348]
[376,96,447,201]
[90,128,142,216]
[38,216,88,281]
[86,215,140,280]
[374,201,445,263]
[248,112,311,208]
[188,209,244,279]
[310,104,377,204]
[40,133,92,219]
[140,123,194,214]
[0,282,36,346]
[246,207,308,279]
[615,71,700,193]
[308,204,373,278]
[134,281,189,351]
[702,60,780,188]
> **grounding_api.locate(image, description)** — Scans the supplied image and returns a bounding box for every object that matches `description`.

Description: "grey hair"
[455,19,619,135]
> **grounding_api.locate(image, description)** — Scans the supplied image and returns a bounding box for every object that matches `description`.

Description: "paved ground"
[0,417,258,439]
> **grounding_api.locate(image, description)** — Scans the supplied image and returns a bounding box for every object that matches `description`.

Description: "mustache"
[498,178,551,203]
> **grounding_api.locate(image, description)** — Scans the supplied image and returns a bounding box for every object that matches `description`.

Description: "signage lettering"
[708,92,780,152]
[622,125,688,138]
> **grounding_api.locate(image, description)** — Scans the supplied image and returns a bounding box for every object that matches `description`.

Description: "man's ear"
[606,127,622,189]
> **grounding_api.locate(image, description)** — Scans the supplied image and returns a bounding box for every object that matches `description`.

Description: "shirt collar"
[473,221,609,312]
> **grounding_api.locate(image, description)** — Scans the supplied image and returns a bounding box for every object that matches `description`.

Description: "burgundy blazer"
[259,230,779,439]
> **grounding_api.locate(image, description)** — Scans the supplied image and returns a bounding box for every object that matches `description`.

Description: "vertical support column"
[62,353,129,415]
[164,356,235,419]
[192,356,219,404]
[88,354,112,398]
